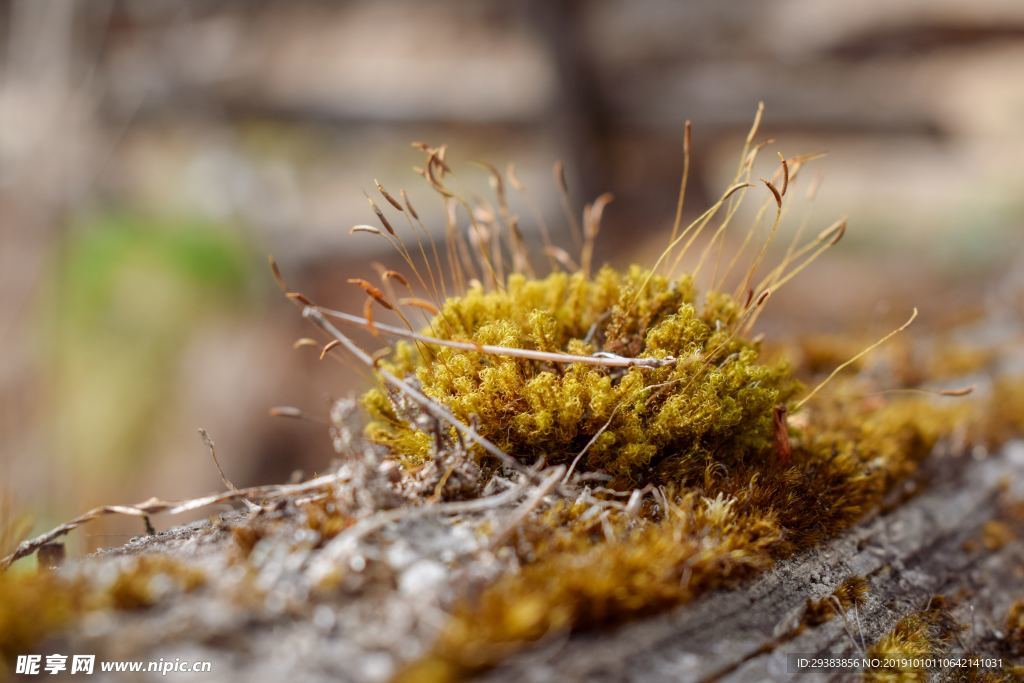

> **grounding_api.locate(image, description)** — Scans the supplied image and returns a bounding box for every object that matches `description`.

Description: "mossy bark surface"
[8,442,1023,683]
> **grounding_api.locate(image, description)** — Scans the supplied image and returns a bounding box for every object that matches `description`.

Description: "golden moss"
[927,343,995,380]
[0,571,80,665]
[399,392,958,680]
[865,597,961,682]
[340,131,996,680]
[365,267,800,487]
[980,520,1016,552]
[399,495,782,681]
[105,554,206,611]
[0,553,207,667]
[803,575,870,626]
[230,524,263,559]
[7,113,1019,683]
[796,334,868,376]
[977,377,1024,447]
[1005,599,1024,657]
[304,500,354,545]
[860,597,1024,683]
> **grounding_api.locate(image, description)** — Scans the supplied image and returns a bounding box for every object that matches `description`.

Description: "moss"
[927,343,995,381]
[0,571,81,665]
[1005,599,1024,657]
[977,377,1024,447]
[860,597,1024,682]
[359,139,972,678]
[865,597,961,682]
[803,575,870,626]
[980,521,1016,552]
[9,115,1021,682]
[0,552,209,666]
[399,495,783,680]
[365,266,800,488]
[955,600,1024,681]
[303,499,354,545]
[104,555,206,611]
[398,391,959,680]
[796,334,868,375]
[231,524,263,559]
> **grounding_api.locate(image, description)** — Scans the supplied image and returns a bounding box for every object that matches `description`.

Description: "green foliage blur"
[51,212,253,494]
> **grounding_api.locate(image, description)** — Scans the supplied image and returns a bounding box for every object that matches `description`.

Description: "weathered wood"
[29,442,1024,682]
[481,442,1024,682]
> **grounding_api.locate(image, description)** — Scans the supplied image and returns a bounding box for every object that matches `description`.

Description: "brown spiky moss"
[865,597,962,682]
[803,575,870,626]
[1005,599,1024,657]
[980,520,1016,552]
[860,597,1024,683]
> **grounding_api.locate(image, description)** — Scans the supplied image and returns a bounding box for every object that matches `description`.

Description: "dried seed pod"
[399,297,441,316]
[348,278,394,310]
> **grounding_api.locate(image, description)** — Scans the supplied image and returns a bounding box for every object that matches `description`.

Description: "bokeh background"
[3,0,1024,560]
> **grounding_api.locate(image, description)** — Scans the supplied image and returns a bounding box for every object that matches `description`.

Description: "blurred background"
[3,0,1024,560]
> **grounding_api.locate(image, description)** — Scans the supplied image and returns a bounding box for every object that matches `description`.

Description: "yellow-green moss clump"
[364,266,800,487]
